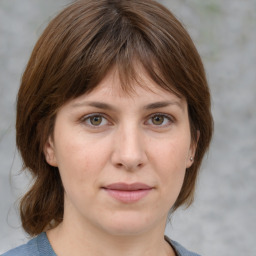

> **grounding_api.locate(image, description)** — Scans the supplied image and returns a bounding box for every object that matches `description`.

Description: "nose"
[111,124,147,171]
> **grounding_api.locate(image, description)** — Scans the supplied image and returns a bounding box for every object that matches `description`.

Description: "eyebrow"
[71,100,184,111]
[144,101,183,110]
[71,101,116,110]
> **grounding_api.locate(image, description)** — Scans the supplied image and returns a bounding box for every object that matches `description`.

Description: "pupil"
[90,116,102,125]
[153,116,163,125]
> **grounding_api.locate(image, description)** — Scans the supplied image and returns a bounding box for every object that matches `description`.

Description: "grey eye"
[151,115,165,125]
[89,116,103,126]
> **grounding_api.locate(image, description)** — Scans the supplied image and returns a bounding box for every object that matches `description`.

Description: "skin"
[44,68,197,256]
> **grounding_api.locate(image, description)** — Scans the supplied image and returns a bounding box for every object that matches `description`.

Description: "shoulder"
[1,237,38,256]
[1,233,55,256]
[165,236,202,256]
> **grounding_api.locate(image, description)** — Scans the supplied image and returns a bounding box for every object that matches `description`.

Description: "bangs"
[45,1,183,108]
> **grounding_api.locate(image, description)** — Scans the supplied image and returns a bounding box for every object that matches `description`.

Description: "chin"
[99,211,160,236]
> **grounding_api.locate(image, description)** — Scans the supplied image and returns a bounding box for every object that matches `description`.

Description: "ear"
[44,136,58,167]
[186,130,200,168]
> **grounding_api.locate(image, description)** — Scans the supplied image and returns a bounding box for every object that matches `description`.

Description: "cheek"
[54,134,111,189]
[148,136,190,191]
[151,137,190,170]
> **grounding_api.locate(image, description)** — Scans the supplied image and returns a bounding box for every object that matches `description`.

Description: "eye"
[151,115,165,125]
[89,116,103,126]
[82,114,109,127]
[146,114,173,127]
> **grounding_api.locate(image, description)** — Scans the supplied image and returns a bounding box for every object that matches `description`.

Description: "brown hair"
[16,0,213,236]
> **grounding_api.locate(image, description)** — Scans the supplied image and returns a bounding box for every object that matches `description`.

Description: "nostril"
[116,163,123,168]
[115,161,144,170]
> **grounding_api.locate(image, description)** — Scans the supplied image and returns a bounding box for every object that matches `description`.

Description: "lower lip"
[104,189,152,203]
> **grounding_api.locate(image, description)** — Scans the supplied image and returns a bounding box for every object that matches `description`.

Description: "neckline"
[38,232,182,256]
[164,235,180,256]
[37,232,56,256]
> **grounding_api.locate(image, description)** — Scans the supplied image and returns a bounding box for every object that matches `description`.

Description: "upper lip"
[103,183,153,191]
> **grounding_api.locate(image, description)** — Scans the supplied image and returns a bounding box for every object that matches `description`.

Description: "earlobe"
[44,136,58,167]
[186,130,200,168]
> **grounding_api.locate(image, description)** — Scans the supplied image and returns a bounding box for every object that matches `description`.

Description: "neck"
[47,217,174,256]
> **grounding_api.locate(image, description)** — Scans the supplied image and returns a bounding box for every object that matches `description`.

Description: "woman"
[2,0,213,255]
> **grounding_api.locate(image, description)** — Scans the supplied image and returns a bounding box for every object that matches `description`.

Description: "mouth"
[102,183,153,203]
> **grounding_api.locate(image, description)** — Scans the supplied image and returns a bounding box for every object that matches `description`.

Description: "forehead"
[69,67,186,111]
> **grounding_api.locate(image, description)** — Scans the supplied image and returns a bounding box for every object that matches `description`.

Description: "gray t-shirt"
[1,232,201,256]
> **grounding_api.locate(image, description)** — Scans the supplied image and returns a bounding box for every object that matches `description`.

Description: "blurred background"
[0,0,255,255]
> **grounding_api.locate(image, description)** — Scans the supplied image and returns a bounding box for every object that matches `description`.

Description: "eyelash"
[80,113,174,128]
[80,113,111,128]
[145,113,174,127]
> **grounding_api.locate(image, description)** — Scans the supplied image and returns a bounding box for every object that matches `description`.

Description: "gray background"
[0,0,255,255]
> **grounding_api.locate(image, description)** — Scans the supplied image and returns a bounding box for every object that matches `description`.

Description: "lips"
[102,183,153,203]
[104,183,152,191]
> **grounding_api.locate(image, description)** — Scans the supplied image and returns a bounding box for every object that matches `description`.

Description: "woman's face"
[44,68,196,236]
